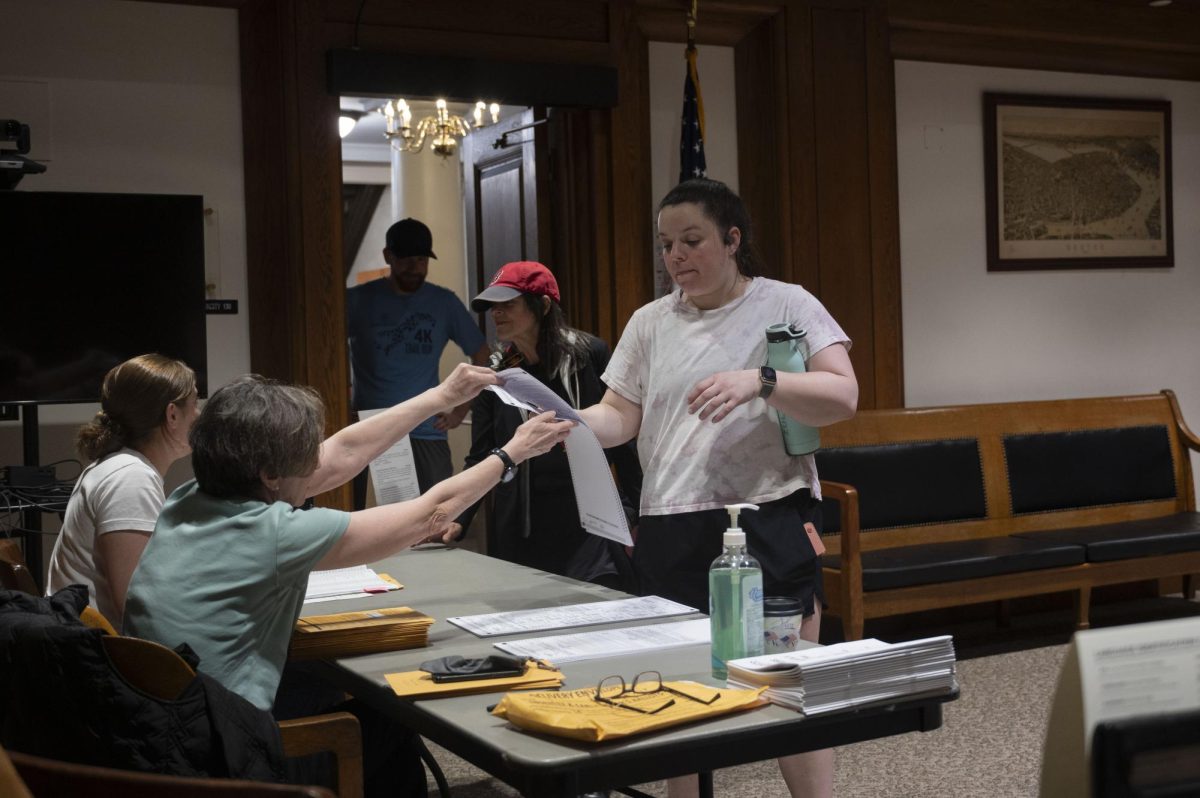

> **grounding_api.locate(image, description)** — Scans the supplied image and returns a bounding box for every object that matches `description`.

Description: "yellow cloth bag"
[491,681,768,743]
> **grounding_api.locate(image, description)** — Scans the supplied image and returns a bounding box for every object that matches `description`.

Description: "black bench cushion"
[1004,426,1177,514]
[822,537,1085,591]
[1011,512,1200,563]
[816,439,986,533]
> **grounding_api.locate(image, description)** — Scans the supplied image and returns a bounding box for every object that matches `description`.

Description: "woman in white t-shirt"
[579,178,858,798]
[46,354,198,627]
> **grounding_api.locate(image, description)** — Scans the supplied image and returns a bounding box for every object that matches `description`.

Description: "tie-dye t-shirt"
[602,277,850,516]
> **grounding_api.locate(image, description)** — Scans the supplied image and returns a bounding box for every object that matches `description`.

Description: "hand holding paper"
[486,369,633,546]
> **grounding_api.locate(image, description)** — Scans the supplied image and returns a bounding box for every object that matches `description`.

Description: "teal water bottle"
[765,323,821,456]
[709,503,764,680]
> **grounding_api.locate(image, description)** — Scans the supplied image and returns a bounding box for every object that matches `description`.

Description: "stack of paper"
[304,565,399,603]
[726,635,957,716]
[291,606,434,660]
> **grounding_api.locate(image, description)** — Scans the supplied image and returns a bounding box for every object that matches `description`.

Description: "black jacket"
[457,333,642,586]
[0,586,285,782]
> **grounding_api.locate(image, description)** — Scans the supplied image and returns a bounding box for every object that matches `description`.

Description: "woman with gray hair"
[124,363,570,797]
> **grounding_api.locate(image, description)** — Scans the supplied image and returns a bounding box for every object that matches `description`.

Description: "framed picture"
[983,93,1172,271]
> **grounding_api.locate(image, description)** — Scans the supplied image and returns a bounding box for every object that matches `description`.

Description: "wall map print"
[984,93,1172,271]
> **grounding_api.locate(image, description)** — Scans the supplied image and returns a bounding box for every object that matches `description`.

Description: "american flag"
[679,45,707,183]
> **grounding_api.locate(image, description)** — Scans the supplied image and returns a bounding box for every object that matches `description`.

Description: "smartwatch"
[490,448,518,483]
[758,366,777,399]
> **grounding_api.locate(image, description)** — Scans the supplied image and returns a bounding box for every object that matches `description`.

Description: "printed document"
[494,618,711,663]
[1075,616,1200,756]
[448,595,699,637]
[305,565,397,603]
[358,408,421,504]
[488,368,632,546]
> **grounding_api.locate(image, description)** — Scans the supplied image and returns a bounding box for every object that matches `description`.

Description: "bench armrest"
[1164,389,1200,453]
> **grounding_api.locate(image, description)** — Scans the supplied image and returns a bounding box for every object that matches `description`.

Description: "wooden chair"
[101,636,364,798]
[0,539,38,595]
[5,744,336,797]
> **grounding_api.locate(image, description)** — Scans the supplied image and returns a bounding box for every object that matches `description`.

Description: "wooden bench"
[815,391,1200,640]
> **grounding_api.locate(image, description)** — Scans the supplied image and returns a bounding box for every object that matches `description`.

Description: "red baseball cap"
[471,261,561,311]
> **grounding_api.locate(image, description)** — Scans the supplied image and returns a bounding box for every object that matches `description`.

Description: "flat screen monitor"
[0,190,208,404]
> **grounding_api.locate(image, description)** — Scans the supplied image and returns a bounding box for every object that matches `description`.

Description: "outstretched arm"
[316,411,573,569]
[308,363,499,497]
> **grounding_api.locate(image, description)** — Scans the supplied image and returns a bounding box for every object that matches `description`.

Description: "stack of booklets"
[726,635,957,716]
[291,606,434,660]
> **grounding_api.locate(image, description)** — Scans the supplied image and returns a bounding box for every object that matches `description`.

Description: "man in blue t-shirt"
[347,218,487,507]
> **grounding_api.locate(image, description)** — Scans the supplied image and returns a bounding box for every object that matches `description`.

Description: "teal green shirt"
[124,480,350,710]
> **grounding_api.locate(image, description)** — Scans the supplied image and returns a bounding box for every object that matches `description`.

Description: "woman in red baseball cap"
[436,261,641,591]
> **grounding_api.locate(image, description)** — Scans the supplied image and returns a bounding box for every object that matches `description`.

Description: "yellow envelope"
[492,681,768,743]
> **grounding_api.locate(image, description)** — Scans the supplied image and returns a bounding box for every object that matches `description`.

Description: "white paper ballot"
[448,595,699,637]
[487,368,633,546]
[494,618,711,663]
[357,408,421,504]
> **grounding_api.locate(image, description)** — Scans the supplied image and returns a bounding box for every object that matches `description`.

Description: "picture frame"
[983,93,1172,271]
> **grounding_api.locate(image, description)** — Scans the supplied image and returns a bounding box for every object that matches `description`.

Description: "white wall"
[895,60,1200,488]
[0,0,246,507]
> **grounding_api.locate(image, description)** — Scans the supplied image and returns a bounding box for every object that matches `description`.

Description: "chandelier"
[380,98,501,159]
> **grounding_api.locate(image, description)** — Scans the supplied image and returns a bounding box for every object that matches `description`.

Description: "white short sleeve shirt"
[602,277,850,516]
[46,448,163,626]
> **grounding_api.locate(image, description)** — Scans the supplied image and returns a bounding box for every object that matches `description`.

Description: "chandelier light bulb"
[489,103,500,124]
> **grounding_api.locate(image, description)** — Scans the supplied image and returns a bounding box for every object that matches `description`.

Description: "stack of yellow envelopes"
[386,660,565,698]
[291,606,434,660]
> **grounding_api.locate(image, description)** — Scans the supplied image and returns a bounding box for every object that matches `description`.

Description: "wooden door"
[461,108,551,338]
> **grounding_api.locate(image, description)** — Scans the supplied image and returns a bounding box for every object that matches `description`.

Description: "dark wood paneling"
[608,0,654,343]
[326,50,618,107]
[781,3,819,291]
[636,0,778,45]
[735,12,790,284]
[295,0,352,508]
[240,0,303,382]
[812,6,875,409]
[864,1,903,408]
[324,0,612,42]
[890,0,1200,79]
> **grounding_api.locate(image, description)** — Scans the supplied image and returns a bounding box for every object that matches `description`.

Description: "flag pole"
[679,0,707,184]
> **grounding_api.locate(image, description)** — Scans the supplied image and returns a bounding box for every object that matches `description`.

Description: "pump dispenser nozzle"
[723,503,759,546]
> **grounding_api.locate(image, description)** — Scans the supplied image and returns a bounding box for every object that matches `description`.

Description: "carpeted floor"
[421,592,1200,797]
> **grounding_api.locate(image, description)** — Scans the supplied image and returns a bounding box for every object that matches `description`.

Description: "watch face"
[761,366,777,384]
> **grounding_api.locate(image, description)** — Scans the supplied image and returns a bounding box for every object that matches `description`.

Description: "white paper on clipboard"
[487,369,633,546]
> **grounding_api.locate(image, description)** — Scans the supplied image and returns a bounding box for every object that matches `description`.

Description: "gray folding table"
[307,547,954,797]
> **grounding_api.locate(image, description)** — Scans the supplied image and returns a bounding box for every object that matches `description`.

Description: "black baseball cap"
[385,218,438,259]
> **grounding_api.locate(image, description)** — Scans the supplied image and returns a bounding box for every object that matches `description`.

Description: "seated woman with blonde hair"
[46,353,198,628]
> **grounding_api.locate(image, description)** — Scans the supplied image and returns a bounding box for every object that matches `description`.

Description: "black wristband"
[490,448,517,483]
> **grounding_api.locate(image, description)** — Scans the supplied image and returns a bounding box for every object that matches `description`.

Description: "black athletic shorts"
[634,488,824,617]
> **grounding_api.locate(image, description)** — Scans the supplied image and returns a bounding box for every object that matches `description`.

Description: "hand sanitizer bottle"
[765,323,821,455]
[709,503,764,680]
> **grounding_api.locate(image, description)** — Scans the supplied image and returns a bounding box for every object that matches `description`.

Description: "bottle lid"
[723,529,747,547]
[765,323,807,343]
[763,596,806,617]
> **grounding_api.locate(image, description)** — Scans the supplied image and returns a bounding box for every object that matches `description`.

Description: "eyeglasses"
[592,671,721,715]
